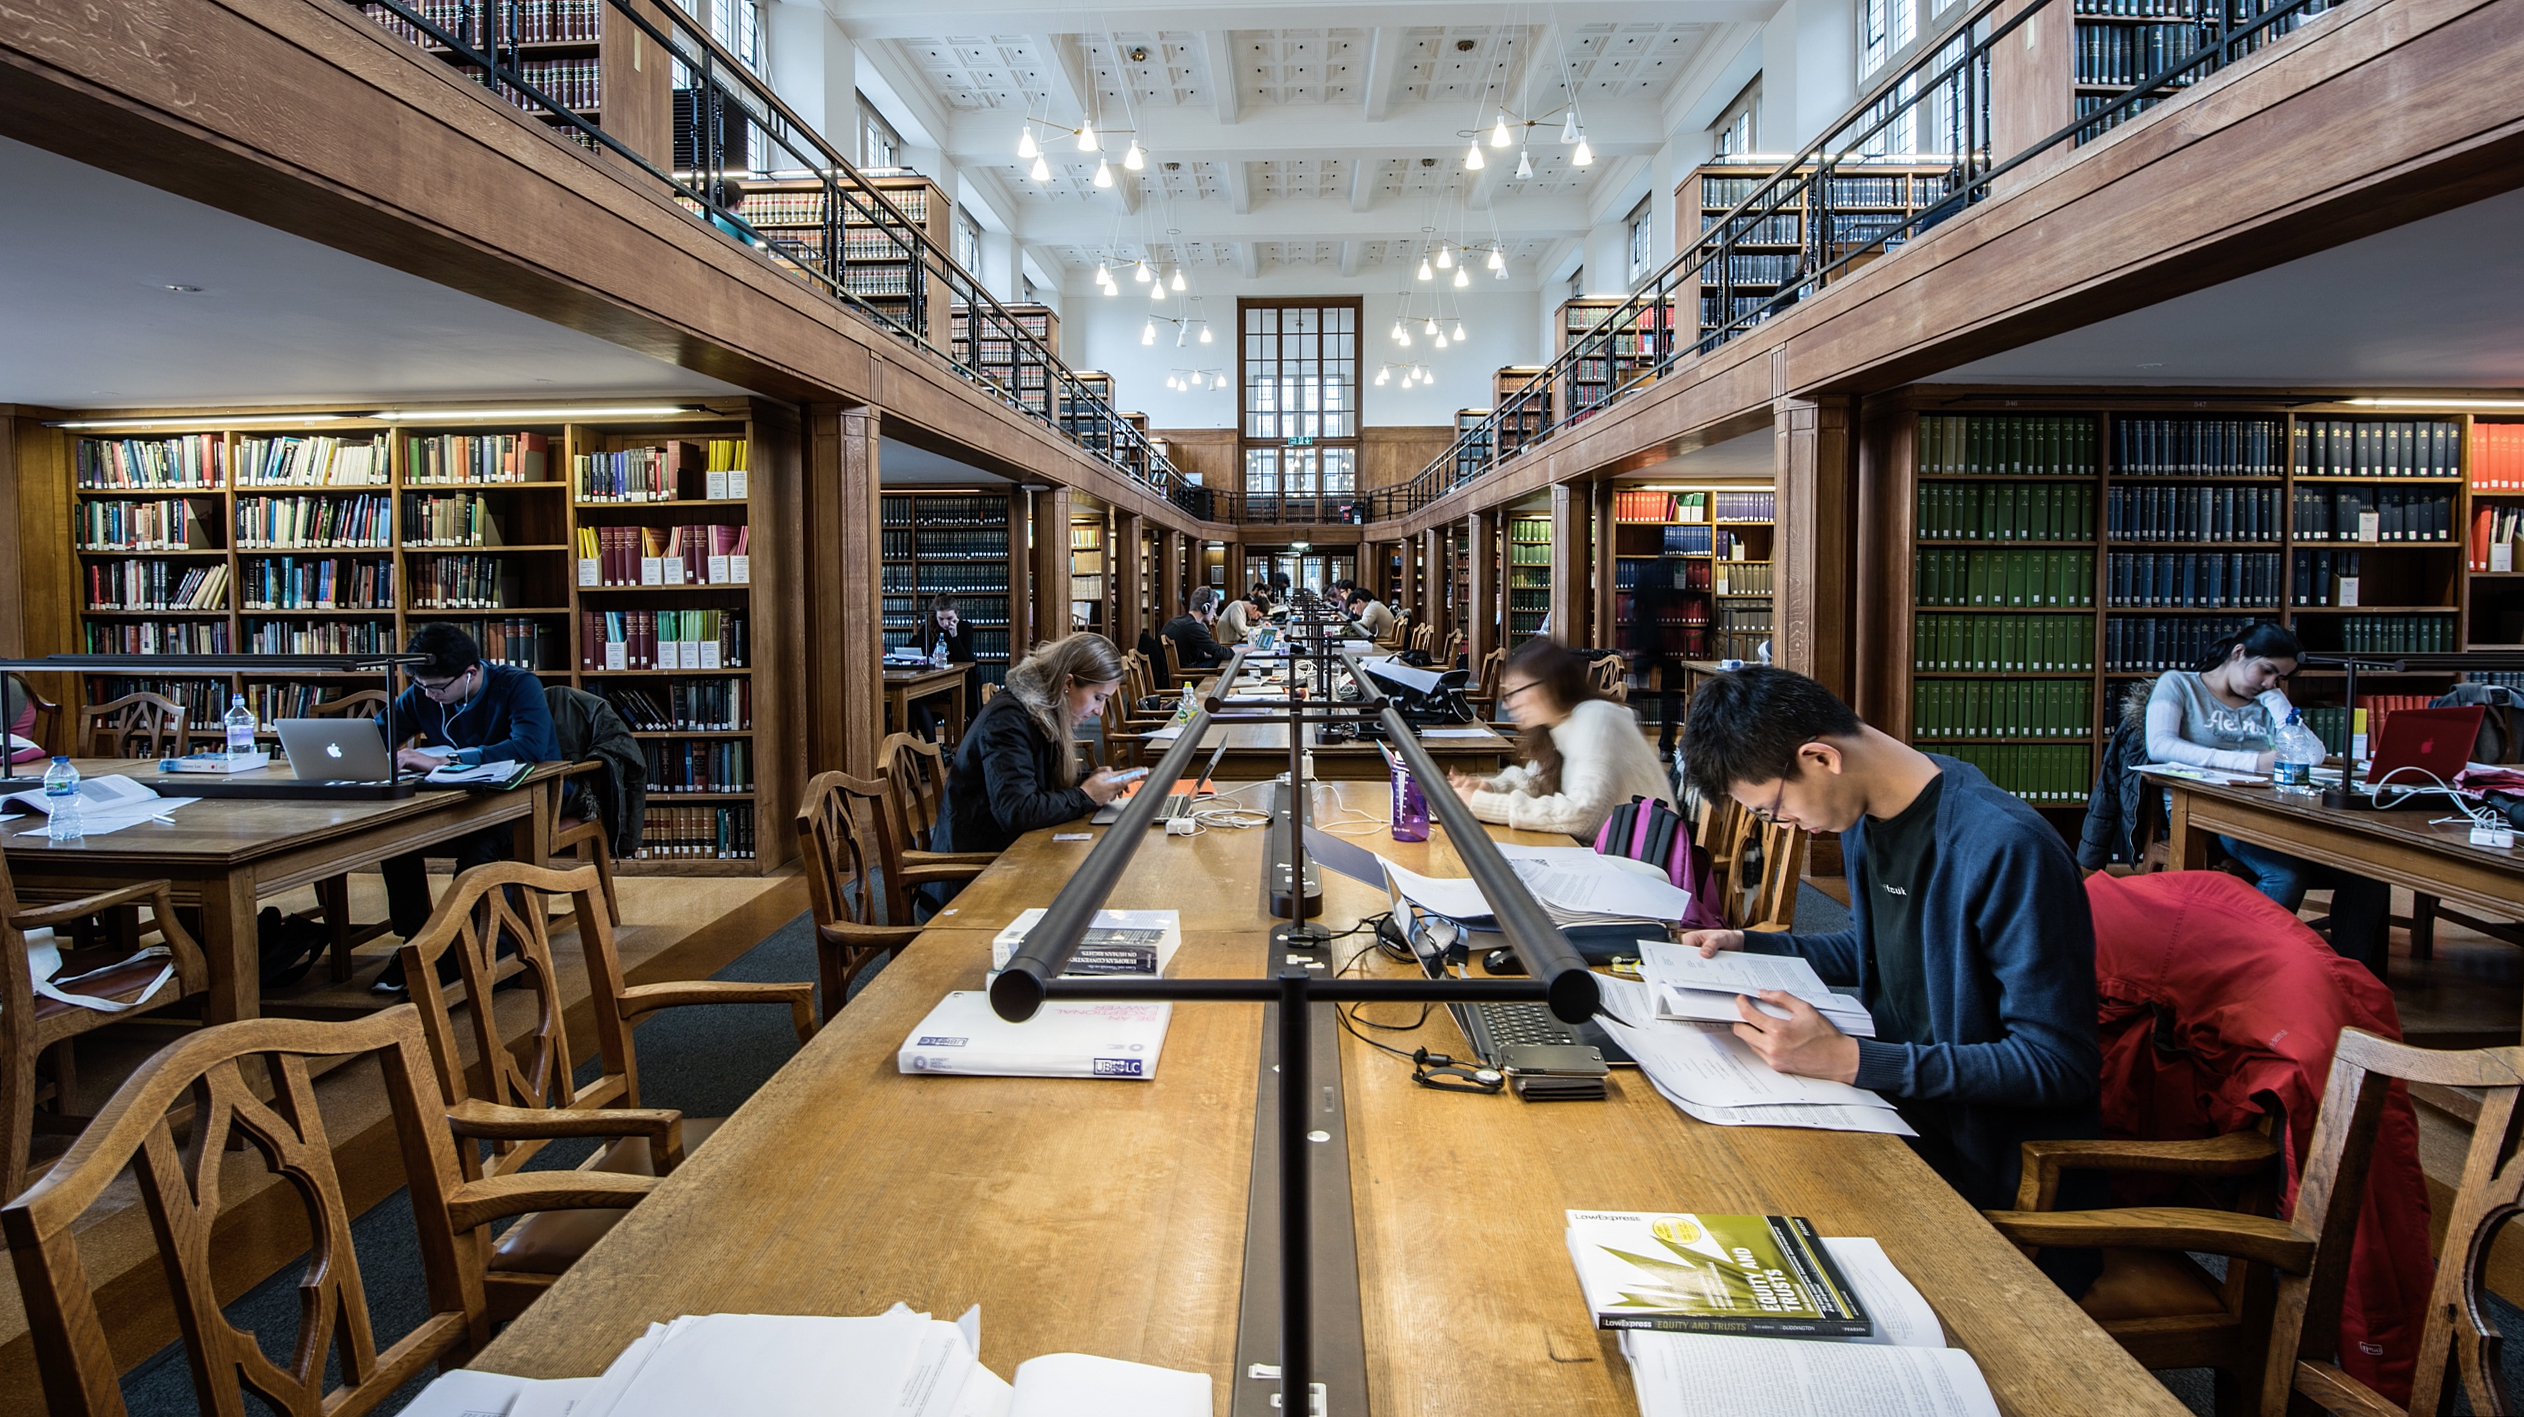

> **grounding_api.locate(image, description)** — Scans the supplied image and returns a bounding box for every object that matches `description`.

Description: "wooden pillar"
[1031,485,1073,649]
[1156,528,1183,631]
[1549,482,1588,648]
[1464,511,1498,674]
[1396,534,1420,628]
[1224,540,1247,597]
[1114,510,1146,651]
[1590,479,1618,652]
[1420,527,1446,647]
[1776,396,1857,700]
[805,405,883,778]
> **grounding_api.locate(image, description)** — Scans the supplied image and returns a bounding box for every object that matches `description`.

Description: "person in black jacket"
[933,633,1134,855]
[912,594,979,737]
[1161,588,1234,671]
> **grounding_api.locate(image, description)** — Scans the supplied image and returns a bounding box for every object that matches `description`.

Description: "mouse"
[1482,946,1527,976]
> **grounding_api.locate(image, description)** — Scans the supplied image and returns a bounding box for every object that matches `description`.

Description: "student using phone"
[934,634,1136,854]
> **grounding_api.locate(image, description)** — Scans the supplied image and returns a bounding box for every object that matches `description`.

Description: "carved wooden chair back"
[795,770,922,1020]
[310,689,390,719]
[82,691,187,759]
[1743,820,1807,932]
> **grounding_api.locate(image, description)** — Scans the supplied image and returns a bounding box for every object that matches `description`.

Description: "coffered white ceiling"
[839,2,1761,288]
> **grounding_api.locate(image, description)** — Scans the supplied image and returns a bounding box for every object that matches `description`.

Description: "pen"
[151,813,177,825]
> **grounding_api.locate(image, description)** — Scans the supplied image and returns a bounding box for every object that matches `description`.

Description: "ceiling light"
[1103,277,1118,297]
[1141,320,1156,345]
[1572,137,1593,166]
[1093,159,1113,188]
[1560,112,1580,145]
[1096,261,1112,285]
[2348,397,2524,409]
[1134,261,1152,283]
[1423,317,1439,336]
[164,285,204,294]
[1149,280,1166,301]
[1433,332,1448,348]
[1029,154,1051,182]
[1017,128,1038,160]
[1515,150,1533,180]
[1198,324,1213,343]
[1375,367,1389,385]
[1416,257,1433,281]
[1417,364,1431,380]
[1170,268,1185,291]
[1464,142,1484,171]
[371,406,691,423]
[1453,266,1469,288]
[1398,329,1412,347]
[1491,114,1514,149]
[1390,319,1404,341]
[1077,122,1098,152]
[1453,321,1467,341]
[1486,246,1505,271]
[1166,374,1179,390]
[1436,246,1453,270]
[1124,140,1145,171]
[1214,374,1228,390]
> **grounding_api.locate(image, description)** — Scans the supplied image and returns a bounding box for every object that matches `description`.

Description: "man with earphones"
[370,622,560,994]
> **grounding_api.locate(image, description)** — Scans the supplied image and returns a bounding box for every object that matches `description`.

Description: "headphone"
[1411,1047,1504,1094]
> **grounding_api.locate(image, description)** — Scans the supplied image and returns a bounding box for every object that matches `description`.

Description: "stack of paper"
[989,908,1181,977]
[397,1306,1212,1417]
[1592,973,1912,1136]
[899,991,1171,1080]
[1379,849,1693,934]
[1635,941,1875,1037]
[5,775,197,838]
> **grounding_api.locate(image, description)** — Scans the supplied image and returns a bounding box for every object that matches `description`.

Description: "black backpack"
[256,906,329,988]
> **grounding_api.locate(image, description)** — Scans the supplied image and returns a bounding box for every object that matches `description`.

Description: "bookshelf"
[1677,161,1954,348]
[1060,372,1120,463]
[1507,512,1552,638]
[356,0,671,166]
[2469,419,2524,649]
[2066,0,2335,141]
[1069,516,1107,637]
[1557,299,1679,420]
[1608,484,1779,696]
[1451,408,1492,489]
[66,400,794,874]
[1491,368,1551,463]
[716,174,954,347]
[879,491,1015,691]
[1881,393,2508,806]
[951,305,1058,419]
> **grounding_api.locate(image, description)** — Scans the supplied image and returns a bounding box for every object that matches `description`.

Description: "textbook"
[899,991,1171,1079]
[1565,1211,1871,1338]
[989,908,1181,976]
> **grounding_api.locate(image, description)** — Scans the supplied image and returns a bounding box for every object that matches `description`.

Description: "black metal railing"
[1389,0,2346,516]
[347,0,1205,515]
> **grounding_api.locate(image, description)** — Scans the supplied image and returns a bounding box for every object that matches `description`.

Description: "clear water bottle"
[2272,710,2325,796]
[1390,759,1430,842]
[42,757,82,841]
[928,635,948,669]
[224,694,256,757]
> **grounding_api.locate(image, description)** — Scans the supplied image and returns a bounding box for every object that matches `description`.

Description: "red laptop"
[2362,705,2486,791]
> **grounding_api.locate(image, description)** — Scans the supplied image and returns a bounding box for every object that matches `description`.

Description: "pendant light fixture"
[1170,268,1186,291]
[1390,318,1404,342]
[1166,374,1179,390]
[1485,246,1505,271]
[1453,265,1470,288]
[1560,111,1580,145]
[1375,367,1389,386]
[1572,136,1594,166]
[1398,327,1412,347]
[1093,159,1113,188]
[1453,320,1468,342]
[1140,319,1156,345]
[1416,255,1433,281]
[1214,374,1228,390]
[1199,323,1213,343]
[1464,142,1484,171]
[1433,331,1448,349]
[1077,121,1099,152]
[1490,113,1513,148]
[1017,127,1038,160]
[1134,261,1152,283]
[1029,154,1051,182]
[1515,150,1533,180]
[1095,261,1112,286]
[1123,140,1145,171]
[1423,316,1439,337]
[1436,246,1453,270]
[1149,277,1166,301]
[1103,274,1119,296]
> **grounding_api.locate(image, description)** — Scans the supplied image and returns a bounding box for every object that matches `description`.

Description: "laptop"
[2361,705,2485,801]
[274,718,398,783]
[1398,901,1632,1074]
[1090,739,1231,826]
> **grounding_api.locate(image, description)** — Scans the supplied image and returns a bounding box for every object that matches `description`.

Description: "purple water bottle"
[1391,758,1430,842]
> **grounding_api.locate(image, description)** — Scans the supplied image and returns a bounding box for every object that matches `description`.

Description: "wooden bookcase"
[1866,389,2511,812]
[1676,161,1954,348]
[727,174,954,348]
[1506,511,1552,638]
[1450,408,1492,489]
[879,491,1015,691]
[65,398,799,873]
[355,0,672,169]
[1069,515,1107,638]
[950,305,1058,419]
[1491,368,1551,463]
[1607,484,1778,725]
[1557,298,1679,420]
[1060,372,1120,462]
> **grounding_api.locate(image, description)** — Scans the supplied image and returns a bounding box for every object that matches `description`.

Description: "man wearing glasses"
[1675,666,2101,1293]
[369,623,560,994]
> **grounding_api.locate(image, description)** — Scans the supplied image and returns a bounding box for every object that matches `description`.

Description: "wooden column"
[1396,535,1420,630]
[1464,511,1498,674]
[1590,479,1618,653]
[1776,396,1858,700]
[1156,529,1183,632]
[1549,482,1589,648]
[1223,540,1247,597]
[1114,511,1146,651]
[805,405,883,777]
[1419,527,1446,647]
[1031,486,1073,646]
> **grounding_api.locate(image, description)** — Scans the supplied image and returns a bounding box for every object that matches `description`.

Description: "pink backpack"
[1593,795,1727,931]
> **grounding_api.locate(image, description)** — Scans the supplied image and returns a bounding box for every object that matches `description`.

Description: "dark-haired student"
[369,623,559,994]
[2144,622,2389,970]
[1161,588,1235,670]
[1447,639,1671,840]
[1677,666,2102,1292]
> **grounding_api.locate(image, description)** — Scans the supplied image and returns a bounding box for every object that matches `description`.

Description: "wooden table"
[1148,719,1512,782]
[882,662,973,746]
[477,816,2184,1416]
[0,758,558,1024]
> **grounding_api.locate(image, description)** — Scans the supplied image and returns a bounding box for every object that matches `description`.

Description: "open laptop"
[274,718,397,783]
[1090,739,1231,826]
[1396,900,1632,1071]
[2361,705,2485,803]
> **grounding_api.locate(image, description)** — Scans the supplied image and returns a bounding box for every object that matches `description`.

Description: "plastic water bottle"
[1390,759,1430,843]
[224,694,256,757]
[42,757,82,841]
[2272,710,2324,796]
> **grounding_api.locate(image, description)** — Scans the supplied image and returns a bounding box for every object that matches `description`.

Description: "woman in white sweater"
[1448,639,1673,839]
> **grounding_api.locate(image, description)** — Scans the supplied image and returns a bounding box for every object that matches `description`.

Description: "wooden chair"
[1465,647,1508,722]
[3,673,61,760]
[1699,796,1756,923]
[1739,820,1807,933]
[2,1008,656,1416]
[2,855,208,1199]
[397,860,814,1322]
[879,733,1001,872]
[1409,622,1434,655]
[1160,634,1186,689]
[81,691,188,758]
[1434,629,1463,670]
[796,770,985,1022]
[311,688,390,720]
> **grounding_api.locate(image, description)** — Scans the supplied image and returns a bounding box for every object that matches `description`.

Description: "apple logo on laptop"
[2417,736,2433,755]
[325,743,344,759]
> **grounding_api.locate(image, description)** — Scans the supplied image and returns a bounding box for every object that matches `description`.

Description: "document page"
[1507,856,1694,921]
[1006,1353,1212,1417]
[1623,1331,2000,1417]
[1378,857,1496,922]
[1638,942,1874,1034]
[1595,1015,1890,1109]
[1821,1238,1945,1349]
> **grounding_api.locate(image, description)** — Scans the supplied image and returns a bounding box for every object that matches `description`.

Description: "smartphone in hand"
[1112,767,1151,784]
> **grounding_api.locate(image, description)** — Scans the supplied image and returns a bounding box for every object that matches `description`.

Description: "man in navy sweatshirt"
[1678,667,2102,1292]
[370,622,559,993]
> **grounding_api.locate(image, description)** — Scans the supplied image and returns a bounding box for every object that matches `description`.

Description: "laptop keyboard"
[1476,1002,1581,1049]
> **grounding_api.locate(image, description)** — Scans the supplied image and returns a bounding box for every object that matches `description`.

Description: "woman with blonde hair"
[933,632,1133,853]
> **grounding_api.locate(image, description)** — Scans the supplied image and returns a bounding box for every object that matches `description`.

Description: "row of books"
[1509,540,1551,565]
[2325,614,2456,655]
[2074,0,2209,15]
[1611,559,1688,591]
[1509,516,1553,544]
[404,493,507,547]
[913,529,1012,559]
[2110,418,2282,477]
[2289,550,2365,607]
[1943,744,2094,804]
[2296,418,2461,479]
[406,432,552,485]
[2471,423,2524,490]
[1918,481,2097,542]
[360,0,605,45]
[241,556,393,610]
[1913,549,2099,607]
[2292,487,2455,542]
[644,739,753,795]
[570,442,749,501]
[1713,254,1800,286]
[2104,551,2285,608]
[579,610,749,670]
[637,804,756,860]
[895,496,1011,530]
[245,682,375,724]
[2471,506,2523,571]
[236,434,390,486]
[1918,415,2097,478]
[1911,679,2094,740]
[78,434,223,489]
[2073,22,2206,87]
[244,619,394,655]
[1661,525,1715,556]
[513,58,597,112]
[600,680,752,731]
[87,560,230,611]
[78,497,214,550]
[1913,613,2097,673]
[408,553,517,609]
[1713,562,1773,595]
[84,620,228,654]
[2105,615,2263,673]
[914,565,1011,594]
[442,617,553,670]
[842,267,916,296]
[235,494,394,549]
[2104,484,2278,542]
[1701,211,1802,243]
[573,525,752,586]
[1709,491,1775,521]
[1613,490,1683,521]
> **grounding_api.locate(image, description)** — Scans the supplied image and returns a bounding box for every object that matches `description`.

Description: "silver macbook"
[1091,739,1231,826]
[274,718,397,782]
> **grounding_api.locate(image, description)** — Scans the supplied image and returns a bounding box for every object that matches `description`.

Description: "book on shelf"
[1941,744,2093,803]
[2472,504,2522,572]
[2289,486,2454,542]
[2103,615,2259,673]
[85,620,230,654]
[2110,417,2282,476]
[77,497,216,550]
[408,552,518,610]
[442,617,550,670]
[1711,490,1775,521]
[638,802,756,859]
[235,493,394,549]
[2104,551,2283,608]
[2329,615,2456,655]
[1911,679,2094,740]
[86,560,229,612]
[600,679,752,731]
[1912,613,2096,673]
[1917,416,2096,477]
[2102,484,2273,542]
[403,431,551,484]
[2294,418,2461,478]
[2470,422,2524,492]
[242,619,394,655]
[642,738,753,794]
[402,492,507,547]
[581,610,747,671]
[239,556,393,611]
[2286,550,2365,607]
[234,434,390,487]
[1919,481,2098,542]
[1912,549,2098,607]
[76,435,224,489]
[575,525,750,586]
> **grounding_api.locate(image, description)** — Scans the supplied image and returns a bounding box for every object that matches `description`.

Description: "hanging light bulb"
[1573,136,1594,166]
[1491,113,1514,148]
[1390,319,1404,341]
[1464,141,1484,171]
[1134,261,1152,283]
[1436,246,1453,270]
[1398,328,1412,347]
[1103,276,1119,297]
[1485,246,1505,271]
[1453,265,1470,288]
[1515,149,1533,180]
[1077,121,1098,152]
[1017,127,1038,160]
[1093,159,1113,188]
[1170,268,1185,291]
[1423,316,1439,336]
[1416,256,1433,281]
[1029,154,1051,182]
[1166,374,1179,390]
[1198,323,1213,343]
[1453,320,1468,341]
[1560,111,1580,145]
[1433,331,1449,349]
[1140,319,1156,345]
[1149,279,1166,301]
[1095,261,1112,286]
[1214,374,1228,390]
[1123,139,1145,171]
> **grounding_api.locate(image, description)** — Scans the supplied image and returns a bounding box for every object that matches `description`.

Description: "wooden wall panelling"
[1152,428,1237,493]
[597,0,674,172]
[1030,486,1072,648]
[1549,482,1588,650]
[1464,512,1498,673]
[1006,486,1037,651]
[1359,426,1457,494]
[1223,541,1247,597]
[3,412,78,680]
[749,400,806,856]
[1156,529,1183,633]
[1774,396,1857,700]
[1989,0,2077,194]
[1852,400,1915,733]
[1114,510,1145,651]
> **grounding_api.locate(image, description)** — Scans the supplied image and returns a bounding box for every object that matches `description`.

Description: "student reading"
[370,622,559,993]
[933,633,1134,855]
[1678,667,2102,1290]
[1160,588,1234,671]
[2142,622,2388,970]
[1448,639,1671,840]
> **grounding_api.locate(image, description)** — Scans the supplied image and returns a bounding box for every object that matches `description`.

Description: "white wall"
[1063,288,1544,430]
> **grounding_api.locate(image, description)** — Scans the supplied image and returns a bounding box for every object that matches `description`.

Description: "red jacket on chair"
[2085,870,2433,1404]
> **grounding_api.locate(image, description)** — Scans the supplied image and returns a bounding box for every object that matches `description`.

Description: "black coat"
[1162,613,1232,669]
[2076,690,2158,870]
[919,619,975,664]
[545,686,648,855]
[933,692,1093,854]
